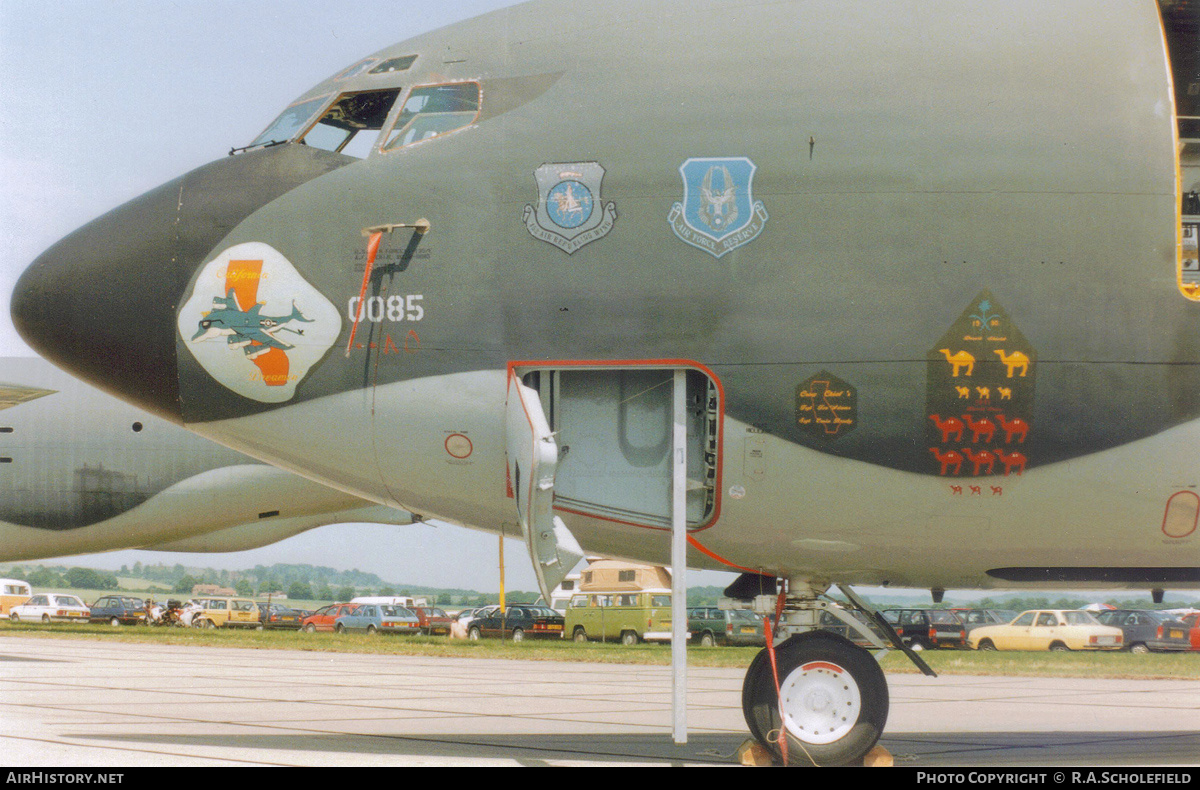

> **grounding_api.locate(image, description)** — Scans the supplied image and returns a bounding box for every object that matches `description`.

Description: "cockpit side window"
[299,89,402,158]
[249,95,329,150]
[334,58,378,81]
[383,82,481,151]
[370,55,417,75]
[247,89,401,158]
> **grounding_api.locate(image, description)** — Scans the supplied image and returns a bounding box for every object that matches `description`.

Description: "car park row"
[3,587,1199,653]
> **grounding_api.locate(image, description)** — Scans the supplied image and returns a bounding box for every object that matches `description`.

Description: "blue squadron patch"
[668,157,768,258]
[523,162,617,254]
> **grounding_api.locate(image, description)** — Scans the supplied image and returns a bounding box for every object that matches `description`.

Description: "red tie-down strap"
[687,536,792,764]
[765,584,789,765]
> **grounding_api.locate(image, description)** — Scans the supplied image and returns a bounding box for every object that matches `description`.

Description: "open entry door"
[521,366,720,530]
[505,372,585,605]
[508,362,718,745]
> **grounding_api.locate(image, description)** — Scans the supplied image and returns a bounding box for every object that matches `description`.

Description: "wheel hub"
[805,688,833,712]
[779,661,861,745]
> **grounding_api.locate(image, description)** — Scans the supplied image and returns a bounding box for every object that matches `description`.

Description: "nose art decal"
[178,242,341,403]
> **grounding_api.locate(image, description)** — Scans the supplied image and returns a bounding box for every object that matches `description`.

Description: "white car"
[10,594,91,624]
[457,605,498,627]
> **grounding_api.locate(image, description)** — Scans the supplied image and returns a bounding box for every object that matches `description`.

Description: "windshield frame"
[379,80,482,154]
[248,94,334,151]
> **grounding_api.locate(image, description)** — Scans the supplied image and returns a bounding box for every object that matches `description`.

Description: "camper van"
[0,579,32,619]
[563,561,685,645]
[351,595,428,609]
[546,572,581,615]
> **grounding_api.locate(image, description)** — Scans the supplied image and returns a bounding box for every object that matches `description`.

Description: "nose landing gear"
[742,631,888,766]
[731,576,934,766]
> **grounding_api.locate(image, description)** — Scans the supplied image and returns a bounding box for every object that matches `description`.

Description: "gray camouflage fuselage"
[12,0,1199,589]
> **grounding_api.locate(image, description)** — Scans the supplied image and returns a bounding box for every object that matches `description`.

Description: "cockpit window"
[249,95,329,149]
[298,89,401,158]
[247,90,400,158]
[334,58,378,81]
[370,55,418,74]
[383,82,480,151]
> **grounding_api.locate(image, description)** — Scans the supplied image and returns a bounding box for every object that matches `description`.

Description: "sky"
[0,0,744,594]
[0,0,520,353]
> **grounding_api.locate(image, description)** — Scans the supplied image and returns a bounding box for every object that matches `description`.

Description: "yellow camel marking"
[994,349,1030,378]
[938,349,975,377]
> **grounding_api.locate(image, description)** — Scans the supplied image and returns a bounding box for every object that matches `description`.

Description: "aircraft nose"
[12,175,192,422]
[11,146,351,423]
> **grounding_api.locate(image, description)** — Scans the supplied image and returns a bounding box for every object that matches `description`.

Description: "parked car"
[468,604,565,641]
[256,602,307,630]
[951,608,1019,635]
[0,578,32,619]
[88,595,146,626]
[334,603,421,635]
[10,594,90,623]
[1091,609,1193,653]
[1179,612,1200,651]
[967,609,1123,651]
[412,606,453,636]
[566,591,678,644]
[881,608,968,650]
[190,597,261,629]
[301,603,360,633]
[455,606,489,627]
[687,607,764,647]
[815,608,892,648]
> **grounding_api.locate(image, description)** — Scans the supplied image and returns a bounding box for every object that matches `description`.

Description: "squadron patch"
[668,157,768,258]
[178,242,342,403]
[523,162,617,254]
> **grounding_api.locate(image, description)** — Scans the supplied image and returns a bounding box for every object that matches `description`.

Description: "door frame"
[506,358,725,533]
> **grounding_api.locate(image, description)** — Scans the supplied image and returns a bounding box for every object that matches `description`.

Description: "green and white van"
[565,590,678,645]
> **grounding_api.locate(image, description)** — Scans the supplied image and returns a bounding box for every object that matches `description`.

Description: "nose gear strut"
[726,574,936,766]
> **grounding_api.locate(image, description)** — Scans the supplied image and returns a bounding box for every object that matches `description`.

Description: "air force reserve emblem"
[177,242,342,403]
[669,157,769,258]
[523,161,617,254]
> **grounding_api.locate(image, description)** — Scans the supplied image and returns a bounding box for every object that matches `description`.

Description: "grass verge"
[2,621,1196,678]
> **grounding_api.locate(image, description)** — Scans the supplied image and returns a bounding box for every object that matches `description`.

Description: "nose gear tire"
[742,631,888,766]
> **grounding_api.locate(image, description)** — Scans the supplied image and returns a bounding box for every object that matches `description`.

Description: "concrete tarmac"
[1,636,1197,767]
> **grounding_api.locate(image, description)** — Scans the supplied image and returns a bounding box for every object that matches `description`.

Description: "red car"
[301,603,360,633]
[1182,613,1200,651]
[413,606,453,635]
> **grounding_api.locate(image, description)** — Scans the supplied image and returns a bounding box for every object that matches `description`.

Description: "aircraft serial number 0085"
[346,295,424,323]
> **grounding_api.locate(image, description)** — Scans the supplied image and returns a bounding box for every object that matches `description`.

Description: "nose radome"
[12,174,191,422]
[11,145,354,423]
